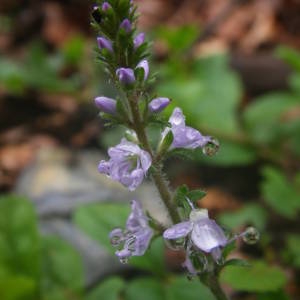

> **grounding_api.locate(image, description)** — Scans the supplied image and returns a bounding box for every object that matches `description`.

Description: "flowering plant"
[91,1,258,299]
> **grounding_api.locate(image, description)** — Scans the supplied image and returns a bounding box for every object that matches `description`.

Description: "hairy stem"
[127,93,181,224]
[200,273,230,300]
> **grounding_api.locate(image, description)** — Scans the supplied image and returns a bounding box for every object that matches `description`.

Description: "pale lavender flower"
[98,139,151,191]
[110,200,153,263]
[163,209,227,259]
[134,33,145,49]
[116,68,135,85]
[148,97,170,113]
[97,37,113,52]
[101,1,111,11]
[136,59,149,81]
[120,19,132,33]
[162,107,212,149]
[94,96,117,114]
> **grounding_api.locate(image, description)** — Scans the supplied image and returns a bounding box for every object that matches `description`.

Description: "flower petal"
[163,221,193,239]
[191,219,227,253]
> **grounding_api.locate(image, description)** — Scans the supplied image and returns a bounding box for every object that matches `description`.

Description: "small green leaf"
[187,190,206,202]
[86,277,125,300]
[220,261,287,292]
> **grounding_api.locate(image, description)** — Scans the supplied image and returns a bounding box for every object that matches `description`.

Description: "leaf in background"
[158,55,242,136]
[166,276,216,300]
[86,277,125,300]
[222,259,251,269]
[74,203,167,276]
[194,140,256,166]
[218,204,268,230]
[74,203,130,252]
[41,236,84,300]
[62,36,85,66]
[257,290,291,300]
[0,195,40,281]
[0,276,36,300]
[243,92,299,144]
[275,46,300,72]
[125,278,165,300]
[285,234,300,268]
[261,167,300,219]
[220,261,287,292]
[154,25,198,55]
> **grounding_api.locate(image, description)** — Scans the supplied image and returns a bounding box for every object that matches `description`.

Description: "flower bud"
[101,1,111,11]
[92,6,102,23]
[136,59,149,81]
[120,19,132,33]
[134,33,145,49]
[148,97,170,113]
[94,96,117,114]
[97,37,113,52]
[116,68,135,84]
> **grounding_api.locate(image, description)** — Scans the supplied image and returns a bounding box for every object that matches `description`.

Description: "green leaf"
[218,204,268,230]
[0,195,40,281]
[40,236,84,299]
[194,140,257,166]
[243,92,299,144]
[257,290,291,300]
[261,167,300,218]
[222,259,251,269]
[74,202,130,252]
[220,261,287,292]
[125,278,165,300]
[166,276,216,300]
[275,46,300,72]
[87,277,125,300]
[285,234,300,268]
[159,55,242,136]
[187,190,206,202]
[0,276,36,300]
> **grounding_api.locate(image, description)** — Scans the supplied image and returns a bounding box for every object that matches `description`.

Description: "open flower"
[162,107,213,150]
[163,208,227,260]
[98,139,152,191]
[110,200,154,263]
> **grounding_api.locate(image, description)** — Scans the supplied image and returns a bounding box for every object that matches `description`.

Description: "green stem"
[127,93,181,224]
[200,273,229,300]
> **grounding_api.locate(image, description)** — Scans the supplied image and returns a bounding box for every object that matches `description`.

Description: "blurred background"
[0,0,300,299]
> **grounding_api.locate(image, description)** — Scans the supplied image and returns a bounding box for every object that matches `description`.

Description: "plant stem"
[127,93,181,224]
[200,273,230,300]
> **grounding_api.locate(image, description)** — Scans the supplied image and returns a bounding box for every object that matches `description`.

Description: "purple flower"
[116,68,135,85]
[134,33,145,49]
[120,19,132,33]
[101,1,111,11]
[162,107,212,149]
[98,139,152,191]
[97,37,113,52]
[110,200,153,263]
[136,59,149,81]
[163,209,227,258]
[94,96,117,114]
[148,97,170,113]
